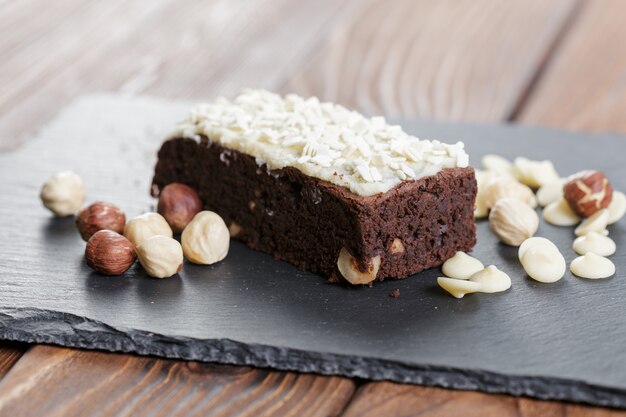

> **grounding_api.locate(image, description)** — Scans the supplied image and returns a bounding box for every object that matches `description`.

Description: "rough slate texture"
[0,96,625,408]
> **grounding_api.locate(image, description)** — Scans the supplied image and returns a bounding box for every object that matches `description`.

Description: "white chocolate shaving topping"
[173,90,469,196]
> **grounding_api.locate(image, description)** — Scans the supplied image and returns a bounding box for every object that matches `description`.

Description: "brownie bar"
[152,136,477,283]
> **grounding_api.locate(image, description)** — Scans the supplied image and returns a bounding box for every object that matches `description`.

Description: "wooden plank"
[285,0,578,121]
[0,345,355,417]
[0,344,25,380]
[518,0,626,133]
[339,382,626,417]
[0,0,366,150]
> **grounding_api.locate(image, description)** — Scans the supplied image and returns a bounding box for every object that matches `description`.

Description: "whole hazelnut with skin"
[76,201,126,241]
[563,170,613,217]
[85,230,136,275]
[157,183,202,234]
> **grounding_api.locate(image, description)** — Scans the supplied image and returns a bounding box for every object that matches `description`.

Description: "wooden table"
[1,0,626,415]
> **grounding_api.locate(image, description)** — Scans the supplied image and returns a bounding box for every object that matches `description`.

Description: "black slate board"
[1,96,626,408]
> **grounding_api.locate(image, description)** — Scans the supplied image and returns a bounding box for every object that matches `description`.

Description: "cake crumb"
[390,289,400,298]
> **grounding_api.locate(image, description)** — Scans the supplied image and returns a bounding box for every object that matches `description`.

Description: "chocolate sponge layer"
[152,136,477,283]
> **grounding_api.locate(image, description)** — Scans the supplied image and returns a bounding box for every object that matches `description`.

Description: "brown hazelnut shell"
[76,201,126,241]
[157,183,202,234]
[85,230,136,275]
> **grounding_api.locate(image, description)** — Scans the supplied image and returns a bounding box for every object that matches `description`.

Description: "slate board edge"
[1,307,624,409]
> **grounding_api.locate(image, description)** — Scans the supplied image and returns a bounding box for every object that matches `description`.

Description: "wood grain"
[0,345,355,417]
[285,0,578,121]
[0,0,367,151]
[519,0,626,133]
[0,344,25,380]
[340,382,626,417]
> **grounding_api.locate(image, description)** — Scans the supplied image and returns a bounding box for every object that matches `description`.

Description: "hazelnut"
[483,177,535,209]
[390,238,405,254]
[181,211,230,265]
[124,212,173,248]
[85,230,136,275]
[513,157,560,188]
[136,235,183,278]
[157,183,202,233]
[488,198,539,246]
[76,201,126,241]
[336,247,381,285]
[563,170,613,217]
[40,171,85,217]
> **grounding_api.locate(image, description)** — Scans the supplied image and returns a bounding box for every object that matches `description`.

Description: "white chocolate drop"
[607,191,626,225]
[520,245,566,283]
[570,253,615,279]
[572,231,616,256]
[536,179,565,207]
[442,252,484,280]
[518,237,559,263]
[468,265,512,293]
[543,198,581,226]
[437,277,482,299]
[574,208,609,237]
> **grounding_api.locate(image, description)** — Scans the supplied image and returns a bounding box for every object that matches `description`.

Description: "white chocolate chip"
[574,208,609,237]
[468,265,511,293]
[572,231,616,256]
[518,237,559,262]
[607,191,626,224]
[520,245,566,283]
[442,251,484,280]
[437,277,482,299]
[489,198,539,246]
[570,252,615,279]
[536,179,565,207]
[513,157,560,188]
[543,198,581,226]
[481,154,514,177]
[337,248,381,285]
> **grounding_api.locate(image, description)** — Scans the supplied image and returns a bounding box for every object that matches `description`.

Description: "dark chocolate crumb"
[390,289,400,298]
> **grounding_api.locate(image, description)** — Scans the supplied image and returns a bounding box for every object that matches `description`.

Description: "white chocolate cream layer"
[173,89,469,196]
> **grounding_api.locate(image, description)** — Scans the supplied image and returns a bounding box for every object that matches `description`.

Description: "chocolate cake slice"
[152,90,476,285]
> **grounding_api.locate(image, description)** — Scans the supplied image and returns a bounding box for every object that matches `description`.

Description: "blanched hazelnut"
[483,177,535,209]
[40,171,85,217]
[76,201,126,241]
[336,247,380,285]
[157,183,202,234]
[563,170,613,217]
[85,230,136,275]
[136,235,183,278]
[181,211,230,265]
[489,198,538,246]
[124,212,173,248]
